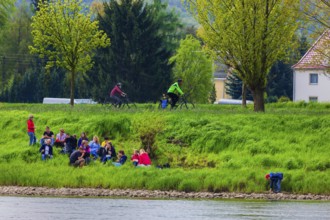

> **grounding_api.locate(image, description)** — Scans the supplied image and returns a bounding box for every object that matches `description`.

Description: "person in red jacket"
[110,82,126,107]
[137,149,151,167]
[27,114,36,145]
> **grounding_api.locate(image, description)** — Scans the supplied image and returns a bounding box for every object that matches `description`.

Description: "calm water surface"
[0,196,329,220]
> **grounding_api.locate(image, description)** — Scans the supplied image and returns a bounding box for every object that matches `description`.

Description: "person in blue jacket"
[265,172,283,193]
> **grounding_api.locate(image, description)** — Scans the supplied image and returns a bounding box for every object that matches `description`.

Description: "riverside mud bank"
[0,186,329,200]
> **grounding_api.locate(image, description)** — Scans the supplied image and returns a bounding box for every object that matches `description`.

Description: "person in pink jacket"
[137,149,151,167]
[110,82,126,107]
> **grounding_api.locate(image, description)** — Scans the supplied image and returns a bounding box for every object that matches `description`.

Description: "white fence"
[42,98,97,104]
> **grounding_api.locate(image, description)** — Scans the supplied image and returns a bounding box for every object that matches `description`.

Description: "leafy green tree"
[209,83,216,104]
[92,0,182,102]
[29,0,110,106]
[266,32,311,102]
[301,0,330,29]
[170,35,213,103]
[0,0,34,93]
[31,0,48,11]
[0,0,14,27]
[186,0,299,111]
[299,1,329,73]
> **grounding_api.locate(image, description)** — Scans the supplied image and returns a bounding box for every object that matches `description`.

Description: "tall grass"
[0,103,329,194]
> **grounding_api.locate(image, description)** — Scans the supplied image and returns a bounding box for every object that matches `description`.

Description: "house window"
[310,73,318,84]
[309,97,318,102]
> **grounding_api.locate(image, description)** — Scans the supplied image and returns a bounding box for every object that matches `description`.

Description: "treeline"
[0,0,314,104]
[0,0,189,103]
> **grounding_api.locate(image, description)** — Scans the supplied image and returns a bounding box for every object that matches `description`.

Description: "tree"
[0,0,14,27]
[301,0,330,30]
[170,35,213,103]
[266,32,311,102]
[186,0,299,111]
[300,1,330,73]
[92,0,182,102]
[31,0,48,12]
[209,83,216,104]
[0,0,33,93]
[225,72,252,101]
[29,0,110,106]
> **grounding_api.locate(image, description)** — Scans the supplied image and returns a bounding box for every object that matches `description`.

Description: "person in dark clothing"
[40,126,54,146]
[112,150,127,167]
[265,172,283,193]
[77,132,88,148]
[69,147,85,167]
[65,134,77,156]
[39,139,53,160]
[99,142,116,164]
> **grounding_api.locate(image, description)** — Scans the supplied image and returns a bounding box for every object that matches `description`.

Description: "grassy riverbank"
[0,102,329,194]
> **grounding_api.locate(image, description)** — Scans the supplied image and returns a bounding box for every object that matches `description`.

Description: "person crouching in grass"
[39,139,53,160]
[69,146,85,168]
[265,172,283,193]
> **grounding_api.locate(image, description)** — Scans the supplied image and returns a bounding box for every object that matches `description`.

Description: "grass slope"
[0,102,329,194]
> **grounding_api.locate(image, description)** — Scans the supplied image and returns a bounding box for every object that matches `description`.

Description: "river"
[0,196,329,219]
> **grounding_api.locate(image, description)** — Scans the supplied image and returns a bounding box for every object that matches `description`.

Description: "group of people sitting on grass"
[36,126,152,168]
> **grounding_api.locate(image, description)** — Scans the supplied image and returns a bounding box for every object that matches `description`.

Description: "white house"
[292,30,330,102]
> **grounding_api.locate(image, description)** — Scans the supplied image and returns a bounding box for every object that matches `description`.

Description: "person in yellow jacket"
[167,79,184,109]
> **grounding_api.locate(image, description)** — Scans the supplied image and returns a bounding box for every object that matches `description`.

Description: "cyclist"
[110,82,126,107]
[167,79,184,109]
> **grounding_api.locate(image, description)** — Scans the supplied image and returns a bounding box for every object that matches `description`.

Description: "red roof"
[292,30,330,70]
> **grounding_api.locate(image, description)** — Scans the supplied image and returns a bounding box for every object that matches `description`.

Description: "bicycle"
[120,95,137,109]
[177,94,195,109]
[165,94,195,110]
[102,95,137,109]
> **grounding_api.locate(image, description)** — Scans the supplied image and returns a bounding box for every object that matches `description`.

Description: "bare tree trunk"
[70,68,75,106]
[242,82,247,108]
[252,88,265,112]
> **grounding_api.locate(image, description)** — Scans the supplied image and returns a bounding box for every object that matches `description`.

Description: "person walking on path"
[27,114,36,145]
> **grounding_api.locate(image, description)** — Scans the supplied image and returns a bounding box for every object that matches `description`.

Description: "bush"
[278,96,291,103]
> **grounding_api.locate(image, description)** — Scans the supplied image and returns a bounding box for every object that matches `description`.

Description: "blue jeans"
[112,162,122,167]
[91,151,99,159]
[102,155,111,163]
[28,132,36,145]
[270,178,282,193]
[42,154,52,160]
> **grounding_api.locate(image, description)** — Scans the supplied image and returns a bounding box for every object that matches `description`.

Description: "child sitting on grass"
[99,142,115,164]
[131,149,139,166]
[39,139,53,160]
[81,140,91,165]
[137,149,151,167]
[112,150,127,167]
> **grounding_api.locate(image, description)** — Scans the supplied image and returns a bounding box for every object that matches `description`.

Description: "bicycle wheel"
[179,100,195,109]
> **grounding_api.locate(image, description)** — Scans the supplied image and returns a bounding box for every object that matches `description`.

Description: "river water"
[0,196,329,220]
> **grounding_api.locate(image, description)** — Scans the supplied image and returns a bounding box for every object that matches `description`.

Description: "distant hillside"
[19,0,197,26]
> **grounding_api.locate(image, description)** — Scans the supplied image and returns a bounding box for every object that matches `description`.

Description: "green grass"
[0,102,329,194]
